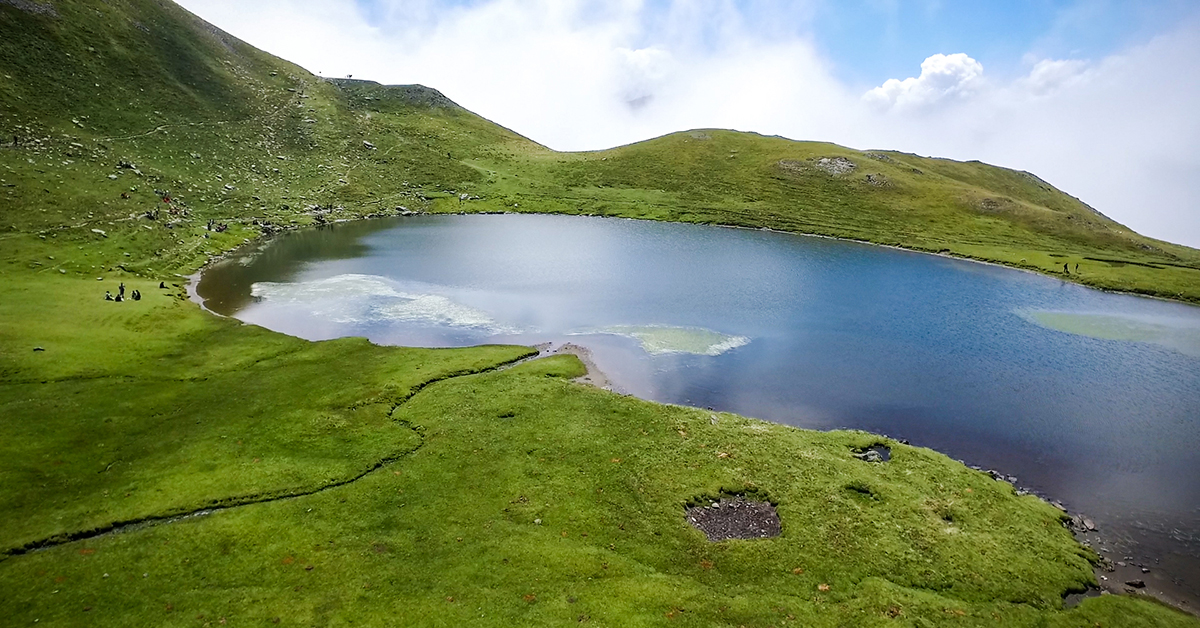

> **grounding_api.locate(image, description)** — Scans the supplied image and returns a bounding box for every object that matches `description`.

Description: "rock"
[855,450,884,463]
[91,228,107,237]
[1141,567,1150,573]
[107,174,118,179]
[33,347,44,352]
[363,141,376,149]
[1125,580,1146,588]
[1083,518,1096,531]
[815,157,856,175]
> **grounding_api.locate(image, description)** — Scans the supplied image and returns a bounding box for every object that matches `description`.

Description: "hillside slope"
[2,1,1199,626]
[3,0,1199,301]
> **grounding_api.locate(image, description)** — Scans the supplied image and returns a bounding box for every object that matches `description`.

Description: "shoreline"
[534,341,619,393]
[182,211,1198,616]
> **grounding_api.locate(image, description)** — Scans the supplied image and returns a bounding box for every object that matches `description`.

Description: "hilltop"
[1,1,1198,626]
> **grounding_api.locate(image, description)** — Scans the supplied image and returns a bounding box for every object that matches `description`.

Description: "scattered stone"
[814,156,856,175]
[363,141,376,149]
[90,228,106,237]
[864,173,890,186]
[853,445,890,462]
[33,346,44,352]
[1125,579,1146,589]
[856,449,884,463]
[685,495,780,542]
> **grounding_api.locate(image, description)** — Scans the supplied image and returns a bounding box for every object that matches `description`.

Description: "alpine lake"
[196,213,1200,605]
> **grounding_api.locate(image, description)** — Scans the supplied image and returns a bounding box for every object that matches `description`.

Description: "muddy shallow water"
[197,214,1200,606]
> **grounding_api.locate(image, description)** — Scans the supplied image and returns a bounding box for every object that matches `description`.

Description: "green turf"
[2,0,1199,625]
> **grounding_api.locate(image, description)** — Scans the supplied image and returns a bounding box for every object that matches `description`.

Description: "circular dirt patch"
[686,496,781,542]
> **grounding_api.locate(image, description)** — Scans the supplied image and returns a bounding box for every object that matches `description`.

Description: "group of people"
[104,282,140,302]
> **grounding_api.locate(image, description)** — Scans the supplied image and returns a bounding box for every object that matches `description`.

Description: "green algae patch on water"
[579,325,750,356]
[1019,310,1200,357]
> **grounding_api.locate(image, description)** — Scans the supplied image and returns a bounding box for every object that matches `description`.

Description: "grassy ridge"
[2,0,1200,625]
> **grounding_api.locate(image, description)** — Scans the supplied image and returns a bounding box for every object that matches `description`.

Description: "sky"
[174,0,1200,248]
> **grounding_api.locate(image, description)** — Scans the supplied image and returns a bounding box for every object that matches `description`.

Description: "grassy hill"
[2,0,1198,625]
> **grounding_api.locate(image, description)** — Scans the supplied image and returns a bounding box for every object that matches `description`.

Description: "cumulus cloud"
[173,0,1200,248]
[863,53,985,110]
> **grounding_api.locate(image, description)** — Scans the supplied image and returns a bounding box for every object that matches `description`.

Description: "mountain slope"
[2,1,1199,625]
[3,0,1198,301]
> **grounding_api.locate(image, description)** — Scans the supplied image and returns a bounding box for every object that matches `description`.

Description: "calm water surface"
[197,214,1200,598]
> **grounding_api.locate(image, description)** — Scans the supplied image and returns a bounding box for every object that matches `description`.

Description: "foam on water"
[577,325,750,356]
[1018,310,1200,357]
[250,274,512,332]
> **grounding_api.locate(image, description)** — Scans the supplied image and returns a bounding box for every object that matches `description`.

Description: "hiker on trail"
[1063,263,1069,273]
[114,293,123,302]
[105,291,113,301]
[1075,263,1079,273]
[133,290,141,301]
[118,282,125,298]
[159,281,167,289]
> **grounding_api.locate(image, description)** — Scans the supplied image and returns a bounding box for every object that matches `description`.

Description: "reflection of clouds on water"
[250,274,517,333]
[1017,310,1200,357]
[574,325,750,356]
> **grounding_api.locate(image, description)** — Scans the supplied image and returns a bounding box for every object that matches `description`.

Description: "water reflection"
[197,214,1200,599]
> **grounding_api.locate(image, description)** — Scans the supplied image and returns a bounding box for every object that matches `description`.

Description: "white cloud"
[1020,58,1091,96]
[863,53,984,110]
[174,0,1200,248]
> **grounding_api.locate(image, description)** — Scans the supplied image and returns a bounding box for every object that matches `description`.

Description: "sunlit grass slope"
[2,0,1199,625]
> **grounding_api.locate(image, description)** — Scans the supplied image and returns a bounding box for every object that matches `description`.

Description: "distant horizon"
[177,0,1200,248]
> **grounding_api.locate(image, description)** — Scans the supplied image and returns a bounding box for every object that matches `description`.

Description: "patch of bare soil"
[686,496,781,542]
[540,342,614,391]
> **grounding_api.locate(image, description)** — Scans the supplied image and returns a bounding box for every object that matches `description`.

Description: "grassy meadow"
[2,0,1200,625]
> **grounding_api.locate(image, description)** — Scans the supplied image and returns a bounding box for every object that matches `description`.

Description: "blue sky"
[809,0,1198,85]
[178,0,1200,246]
[346,0,1199,84]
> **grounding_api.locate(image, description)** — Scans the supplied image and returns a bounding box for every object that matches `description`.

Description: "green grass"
[2,0,1200,625]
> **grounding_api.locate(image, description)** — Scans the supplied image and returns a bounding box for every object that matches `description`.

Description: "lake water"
[197,214,1200,602]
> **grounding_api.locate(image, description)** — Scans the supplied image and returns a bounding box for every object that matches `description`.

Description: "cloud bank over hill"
[177,0,1200,247]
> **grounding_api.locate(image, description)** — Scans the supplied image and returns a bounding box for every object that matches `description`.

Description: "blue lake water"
[196,214,1200,599]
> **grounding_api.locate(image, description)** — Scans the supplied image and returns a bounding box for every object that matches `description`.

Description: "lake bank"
[193,213,1200,615]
